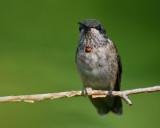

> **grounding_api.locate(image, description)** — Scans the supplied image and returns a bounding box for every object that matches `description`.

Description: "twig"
[0,86,159,105]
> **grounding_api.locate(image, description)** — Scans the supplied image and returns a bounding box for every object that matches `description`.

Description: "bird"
[75,19,122,116]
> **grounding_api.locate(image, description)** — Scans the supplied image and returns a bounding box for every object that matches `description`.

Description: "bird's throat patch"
[85,45,92,53]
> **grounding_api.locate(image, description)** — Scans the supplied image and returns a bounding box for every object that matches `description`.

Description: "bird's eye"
[97,25,102,31]
[79,27,82,31]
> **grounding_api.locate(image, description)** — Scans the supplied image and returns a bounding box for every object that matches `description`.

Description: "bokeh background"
[0,0,160,128]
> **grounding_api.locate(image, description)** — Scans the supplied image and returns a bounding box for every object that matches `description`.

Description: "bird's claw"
[109,89,113,97]
[81,87,88,96]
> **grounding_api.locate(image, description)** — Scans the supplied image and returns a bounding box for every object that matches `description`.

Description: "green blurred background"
[0,0,160,128]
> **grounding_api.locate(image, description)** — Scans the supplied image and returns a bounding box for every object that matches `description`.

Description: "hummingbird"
[75,19,122,116]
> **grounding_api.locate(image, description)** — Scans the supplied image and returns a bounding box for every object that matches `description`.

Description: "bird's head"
[78,19,108,44]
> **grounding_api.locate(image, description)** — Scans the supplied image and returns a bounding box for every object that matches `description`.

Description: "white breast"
[76,44,117,90]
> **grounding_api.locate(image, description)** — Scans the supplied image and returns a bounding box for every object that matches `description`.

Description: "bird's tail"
[89,96,122,116]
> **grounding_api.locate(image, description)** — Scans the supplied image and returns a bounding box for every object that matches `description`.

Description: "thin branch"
[0,86,159,106]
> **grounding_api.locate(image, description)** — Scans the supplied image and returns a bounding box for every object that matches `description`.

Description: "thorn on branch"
[121,94,132,106]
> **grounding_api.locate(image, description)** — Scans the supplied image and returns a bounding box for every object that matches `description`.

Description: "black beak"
[78,22,91,31]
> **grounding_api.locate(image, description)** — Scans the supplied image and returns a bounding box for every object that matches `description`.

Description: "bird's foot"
[109,88,113,97]
[81,87,88,96]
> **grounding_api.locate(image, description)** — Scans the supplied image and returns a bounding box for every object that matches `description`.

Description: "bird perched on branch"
[76,19,122,116]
